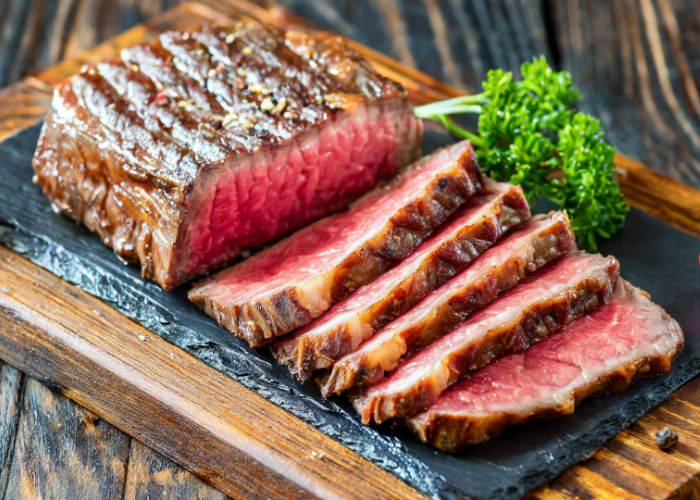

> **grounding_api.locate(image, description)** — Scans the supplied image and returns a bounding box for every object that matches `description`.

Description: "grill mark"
[157,32,276,153]
[122,42,227,116]
[158,31,254,114]
[95,61,229,164]
[194,28,338,137]
[196,29,327,112]
[65,71,199,186]
[190,29,304,137]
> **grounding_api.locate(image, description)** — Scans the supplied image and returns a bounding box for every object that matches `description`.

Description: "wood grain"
[0,1,696,498]
[124,441,226,500]
[0,78,52,142]
[533,378,700,499]
[0,363,22,497]
[3,378,131,499]
[552,0,700,188]
[0,245,422,499]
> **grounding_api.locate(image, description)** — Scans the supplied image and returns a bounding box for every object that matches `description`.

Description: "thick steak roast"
[321,211,576,397]
[272,180,530,382]
[32,22,423,290]
[409,279,684,451]
[354,252,620,424]
[189,141,482,347]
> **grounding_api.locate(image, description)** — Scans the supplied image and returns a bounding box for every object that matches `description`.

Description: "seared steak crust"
[189,141,482,347]
[353,252,620,424]
[271,181,530,383]
[409,279,684,451]
[321,211,575,397]
[33,22,423,289]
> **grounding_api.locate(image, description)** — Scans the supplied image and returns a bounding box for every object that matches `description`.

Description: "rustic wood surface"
[0,243,421,499]
[0,1,697,498]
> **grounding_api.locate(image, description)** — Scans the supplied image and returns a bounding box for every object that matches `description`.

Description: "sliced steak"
[409,279,684,451]
[189,141,482,347]
[353,252,620,424]
[32,22,423,290]
[271,181,530,382]
[322,211,575,396]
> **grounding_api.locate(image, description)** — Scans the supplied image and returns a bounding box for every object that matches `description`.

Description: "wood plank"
[534,378,700,499]
[0,362,23,496]
[0,78,52,141]
[0,246,422,499]
[124,441,226,500]
[3,377,131,499]
[551,0,700,188]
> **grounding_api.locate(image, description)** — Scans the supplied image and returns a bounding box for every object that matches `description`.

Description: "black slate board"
[1,124,698,499]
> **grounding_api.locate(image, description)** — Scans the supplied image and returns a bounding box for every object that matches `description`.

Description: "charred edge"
[322,212,573,398]
[412,347,680,452]
[319,194,530,397]
[355,263,619,424]
[270,158,482,371]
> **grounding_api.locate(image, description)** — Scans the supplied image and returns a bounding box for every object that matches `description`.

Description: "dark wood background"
[0,0,697,497]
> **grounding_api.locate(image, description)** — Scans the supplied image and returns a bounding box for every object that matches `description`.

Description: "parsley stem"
[413,93,485,118]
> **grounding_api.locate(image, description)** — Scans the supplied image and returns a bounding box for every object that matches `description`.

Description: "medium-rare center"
[189,140,482,346]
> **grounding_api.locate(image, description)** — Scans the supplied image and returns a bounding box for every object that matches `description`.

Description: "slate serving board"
[0,124,698,499]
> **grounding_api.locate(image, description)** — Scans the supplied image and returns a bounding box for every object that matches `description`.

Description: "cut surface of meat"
[32,22,423,290]
[271,180,530,382]
[354,251,620,424]
[409,279,684,451]
[322,211,576,396]
[189,140,482,347]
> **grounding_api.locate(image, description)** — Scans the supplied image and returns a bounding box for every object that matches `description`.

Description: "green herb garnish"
[414,56,628,251]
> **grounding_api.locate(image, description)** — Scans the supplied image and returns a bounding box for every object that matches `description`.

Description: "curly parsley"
[414,56,628,250]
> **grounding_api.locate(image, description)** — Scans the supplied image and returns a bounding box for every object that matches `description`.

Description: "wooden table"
[0,1,698,498]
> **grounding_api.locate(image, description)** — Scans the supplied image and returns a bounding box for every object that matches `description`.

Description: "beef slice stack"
[191,139,683,451]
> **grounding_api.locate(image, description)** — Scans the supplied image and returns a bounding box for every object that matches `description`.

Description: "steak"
[409,279,684,451]
[189,140,482,347]
[32,22,423,290]
[322,211,576,397]
[271,180,530,382]
[354,252,620,424]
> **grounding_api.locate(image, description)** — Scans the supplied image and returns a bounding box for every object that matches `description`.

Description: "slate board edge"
[0,125,698,499]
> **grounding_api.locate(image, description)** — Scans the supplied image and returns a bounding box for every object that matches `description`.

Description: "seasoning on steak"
[189,141,482,347]
[32,22,423,290]
[353,252,620,424]
[321,211,576,397]
[271,180,529,382]
[409,279,684,451]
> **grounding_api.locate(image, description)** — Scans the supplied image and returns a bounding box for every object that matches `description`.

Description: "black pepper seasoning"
[655,427,679,450]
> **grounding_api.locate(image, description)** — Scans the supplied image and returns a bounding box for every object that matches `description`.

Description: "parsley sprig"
[414,56,628,250]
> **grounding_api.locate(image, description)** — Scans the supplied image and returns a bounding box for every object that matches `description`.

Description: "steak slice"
[353,252,620,424]
[32,22,423,290]
[189,141,482,347]
[409,279,684,451]
[322,211,575,397]
[270,180,530,382]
